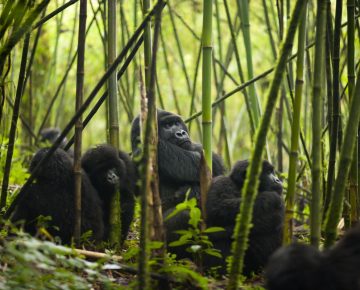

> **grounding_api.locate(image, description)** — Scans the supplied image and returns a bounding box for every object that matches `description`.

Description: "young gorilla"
[131,110,225,255]
[10,148,104,244]
[205,160,284,276]
[265,225,360,290]
[81,144,137,242]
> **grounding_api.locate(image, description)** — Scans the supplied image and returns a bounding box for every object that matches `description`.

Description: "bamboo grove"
[0,0,359,289]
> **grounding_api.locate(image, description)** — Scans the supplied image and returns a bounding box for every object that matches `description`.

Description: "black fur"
[205,160,284,275]
[11,148,104,244]
[131,110,225,255]
[40,128,67,148]
[265,225,360,290]
[39,127,73,156]
[81,144,137,242]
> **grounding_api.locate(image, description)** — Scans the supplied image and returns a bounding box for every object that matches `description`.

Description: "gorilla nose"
[175,130,188,139]
[274,176,282,184]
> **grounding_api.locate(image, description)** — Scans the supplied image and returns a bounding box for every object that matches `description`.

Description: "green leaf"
[204,248,223,258]
[204,227,225,233]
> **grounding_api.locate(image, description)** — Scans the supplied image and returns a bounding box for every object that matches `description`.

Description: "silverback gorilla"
[10,148,104,244]
[265,225,360,290]
[205,160,284,276]
[131,110,225,255]
[81,144,137,242]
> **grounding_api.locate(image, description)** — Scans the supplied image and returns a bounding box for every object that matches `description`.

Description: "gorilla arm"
[158,140,202,183]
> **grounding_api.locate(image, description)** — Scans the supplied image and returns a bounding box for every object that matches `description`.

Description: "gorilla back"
[10,148,104,244]
[265,224,360,290]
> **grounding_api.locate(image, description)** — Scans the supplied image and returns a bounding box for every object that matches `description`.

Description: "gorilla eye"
[175,121,180,126]
[164,123,172,129]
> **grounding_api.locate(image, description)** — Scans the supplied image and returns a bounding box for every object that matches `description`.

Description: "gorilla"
[130,110,225,255]
[39,127,73,156]
[10,148,104,244]
[40,128,67,148]
[205,160,284,276]
[265,225,360,290]
[81,144,137,242]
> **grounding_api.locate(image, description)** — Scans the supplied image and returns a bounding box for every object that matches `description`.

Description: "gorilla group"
[131,110,284,276]
[205,159,284,275]
[265,224,360,290]
[11,110,284,279]
[10,144,136,244]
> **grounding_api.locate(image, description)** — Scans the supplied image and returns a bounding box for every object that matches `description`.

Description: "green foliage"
[0,141,30,187]
[166,197,224,262]
[0,232,125,290]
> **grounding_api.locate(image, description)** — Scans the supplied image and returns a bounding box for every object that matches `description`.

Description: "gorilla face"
[81,145,126,197]
[158,113,193,150]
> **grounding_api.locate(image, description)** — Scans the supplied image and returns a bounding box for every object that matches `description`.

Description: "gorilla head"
[131,110,201,155]
[82,144,127,199]
[40,128,68,148]
[230,159,283,195]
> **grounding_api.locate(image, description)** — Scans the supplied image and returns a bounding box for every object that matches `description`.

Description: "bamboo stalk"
[283,2,308,245]
[324,66,360,247]
[37,6,101,136]
[223,0,254,135]
[107,0,121,247]
[0,35,30,210]
[5,1,164,219]
[227,1,306,287]
[138,0,153,287]
[236,0,261,127]
[55,3,78,127]
[73,0,87,245]
[0,0,50,77]
[64,35,144,150]
[202,0,213,171]
[347,0,358,226]
[310,0,327,248]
